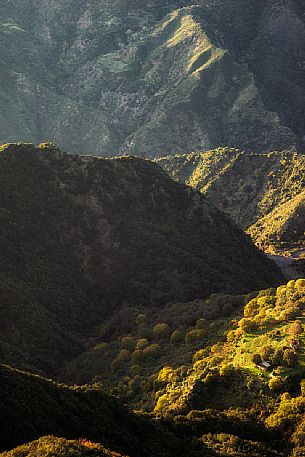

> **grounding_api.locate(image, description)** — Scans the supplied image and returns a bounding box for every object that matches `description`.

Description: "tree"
[196,319,207,329]
[143,344,161,359]
[120,336,135,352]
[238,318,256,333]
[260,345,274,361]
[252,353,262,365]
[271,348,284,366]
[282,349,298,367]
[153,323,170,340]
[185,329,205,344]
[170,330,184,344]
[135,338,149,350]
[288,320,304,337]
[268,377,283,391]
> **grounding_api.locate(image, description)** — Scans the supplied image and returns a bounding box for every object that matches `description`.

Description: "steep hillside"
[151,279,305,456]
[158,148,305,251]
[1,437,124,457]
[249,191,305,250]
[0,364,186,456]
[1,0,305,155]
[0,143,282,377]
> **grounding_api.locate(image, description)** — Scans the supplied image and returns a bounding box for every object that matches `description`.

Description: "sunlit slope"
[1,0,304,155]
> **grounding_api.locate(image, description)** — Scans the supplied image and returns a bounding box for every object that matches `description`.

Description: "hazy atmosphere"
[1,1,305,456]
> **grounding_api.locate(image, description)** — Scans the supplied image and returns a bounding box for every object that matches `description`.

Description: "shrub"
[170,330,184,344]
[153,323,170,340]
[288,320,304,336]
[283,349,298,367]
[135,313,147,327]
[131,350,144,365]
[260,345,274,361]
[117,349,131,362]
[185,329,205,344]
[268,377,284,391]
[295,279,305,289]
[158,367,174,383]
[138,327,153,340]
[196,318,207,329]
[238,318,256,333]
[111,357,125,373]
[271,348,284,366]
[193,348,209,362]
[143,344,161,359]
[130,364,142,375]
[252,353,262,365]
[120,336,135,352]
[135,338,149,350]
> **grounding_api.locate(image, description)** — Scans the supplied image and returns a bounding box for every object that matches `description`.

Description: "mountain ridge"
[0,142,282,378]
[1,0,305,155]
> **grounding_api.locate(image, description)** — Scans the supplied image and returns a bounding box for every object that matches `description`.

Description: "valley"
[2,1,305,456]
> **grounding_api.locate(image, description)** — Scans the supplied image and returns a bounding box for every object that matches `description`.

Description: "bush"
[143,344,161,359]
[135,338,149,350]
[117,349,131,362]
[170,330,185,344]
[260,345,274,361]
[295,279,305,289]
[271,348,284,366]
[135,313,147,327]
[153,323,170,340]
[268,377,284,391]
[138,327,153,340]
[283,349,298,367]
[158,367,174,383]
[196,319,207,329]
[185,329,205,344]
[252,353,262,365]
[131,350,144,365]
[238,318,256,333]
[120,336,135,352]
[288,320,304,336]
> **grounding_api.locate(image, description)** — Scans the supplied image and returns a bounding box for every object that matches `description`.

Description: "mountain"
[152,278,305,456]
[0,364,186,456]
[157,148,305,251]
[4,277,305,457]
[1,437,124,457]
[0,143,282,378]
[249,190,305,250]
[1,0,305,155]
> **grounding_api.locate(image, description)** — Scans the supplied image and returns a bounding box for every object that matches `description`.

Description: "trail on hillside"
[268,248,305,280]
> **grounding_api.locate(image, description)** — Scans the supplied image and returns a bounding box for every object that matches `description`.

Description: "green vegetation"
[158,148,305,252]
[1,436,123,457]
[0,364,186,456]
[1,146,305,455]
[0,143,282,379]
[1,0,304,155]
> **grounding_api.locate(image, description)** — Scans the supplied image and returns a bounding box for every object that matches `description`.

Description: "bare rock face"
[1,0,305,155]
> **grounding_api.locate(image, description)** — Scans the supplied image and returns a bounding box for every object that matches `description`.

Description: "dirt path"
[268,254,300,280]
[268,248,305,280]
